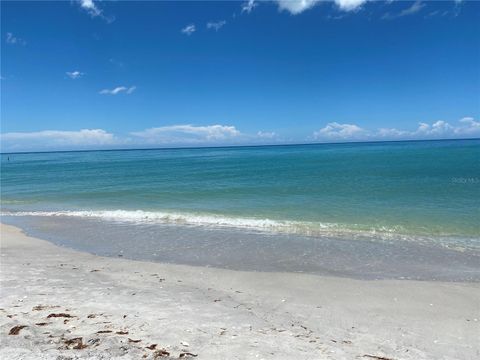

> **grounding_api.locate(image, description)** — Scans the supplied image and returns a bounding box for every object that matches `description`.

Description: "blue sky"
[1,0,479,152]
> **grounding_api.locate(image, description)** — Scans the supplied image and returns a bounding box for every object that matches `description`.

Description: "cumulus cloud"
[66,70,84,79]
[131,125,242,144]
[414,120,453,136]
[99,86,136,95]
[313,122,367,140]
[207,20,227,31]
[181,24,196,35]
[313,117,480,142]
[456,117,480,135]
[0,123,282,152]
[1,129,117,152]
[241,0,258,14]
[6,32,26,46]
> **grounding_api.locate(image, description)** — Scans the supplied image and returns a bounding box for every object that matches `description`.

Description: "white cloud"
[256,131,277,139]
[181,24,196,36]
[276,0,368,15]
[313,122,367,140]
[6,32,26,46]
[0,124,282,151]
[399,1,425,16]
[207,20,227,31]
[455,117,480,135]
[1,129,117,151]
[376,128,408,138]
[276,0,320,15]
[79,0,101,17]
[382,1,425,20]
[131,125,242,144]
[77,0,115,23]
[99,86,136,95]
[313,117,480,142]
[334,0,368,11]
[414,120,453,136]
[66,70,84,79]
[241,0,258,14]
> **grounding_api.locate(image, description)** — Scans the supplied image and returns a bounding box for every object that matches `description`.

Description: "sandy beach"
[1,223,479,360]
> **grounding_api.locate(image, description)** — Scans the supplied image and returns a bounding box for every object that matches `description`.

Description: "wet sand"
[1,223,479,359]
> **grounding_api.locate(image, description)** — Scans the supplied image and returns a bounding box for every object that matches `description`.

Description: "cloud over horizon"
[0,125,279,152]
[131,124,242,144]
[2,118,478,152]
[1,129,118,152]
[313,117,480,141]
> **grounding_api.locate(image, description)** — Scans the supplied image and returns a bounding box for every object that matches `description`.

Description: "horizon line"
[1,137,479,156]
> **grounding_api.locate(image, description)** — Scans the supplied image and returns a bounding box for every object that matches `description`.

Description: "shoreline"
[1,223,479,359]
[4,215,479,282]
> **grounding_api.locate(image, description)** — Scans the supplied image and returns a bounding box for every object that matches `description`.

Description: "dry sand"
[0,223,479,360]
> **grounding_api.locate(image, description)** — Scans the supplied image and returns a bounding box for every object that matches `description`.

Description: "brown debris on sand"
[128,338,142,343]
[33,305,59,311]
[35,322,48,326]
[8,325,27,335]
[179,352,198,358]
[146,344,157,350]
[47,313,73,318]
[153,348,170,358]
[116,331,129,335]
[64,337,88,350]
[363,355,395,360]
[96,330,113,334]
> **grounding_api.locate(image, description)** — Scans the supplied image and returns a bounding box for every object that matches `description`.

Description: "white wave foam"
[3,209,479,254]
[0,210,406,236]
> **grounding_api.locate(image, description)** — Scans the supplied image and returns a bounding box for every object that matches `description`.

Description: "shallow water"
[3,215,479,281]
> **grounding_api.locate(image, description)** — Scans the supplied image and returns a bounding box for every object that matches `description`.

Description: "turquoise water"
[1,140,479,242]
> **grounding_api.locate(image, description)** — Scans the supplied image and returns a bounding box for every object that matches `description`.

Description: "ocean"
[1,139,479,280]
